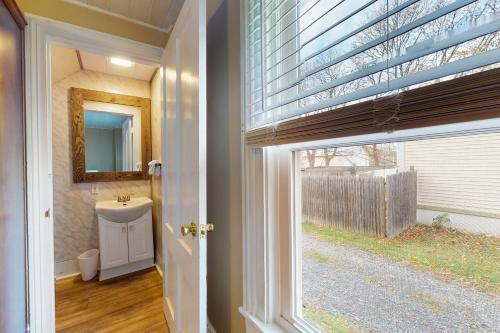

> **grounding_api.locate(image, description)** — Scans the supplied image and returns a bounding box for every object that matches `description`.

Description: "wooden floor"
[55,268,169,333]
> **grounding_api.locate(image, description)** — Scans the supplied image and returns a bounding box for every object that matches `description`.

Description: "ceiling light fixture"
[110,57,134,67]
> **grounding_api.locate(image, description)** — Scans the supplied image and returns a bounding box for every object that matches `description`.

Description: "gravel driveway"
[302,234,500,333]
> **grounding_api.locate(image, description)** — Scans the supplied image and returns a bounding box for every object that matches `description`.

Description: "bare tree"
[302,147,356,168]
[362,145,381,166]
[361,144,397,167]
[306,150,317,167]
[323,148,336,166]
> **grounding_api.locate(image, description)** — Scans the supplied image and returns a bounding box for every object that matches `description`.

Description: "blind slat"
[264,0,321,45]
[264,16,500,111]
[264,0,375,63]
[252,47,500,125]
[246,0,264,119]
[264,0,420,95]
[265,0,475,89]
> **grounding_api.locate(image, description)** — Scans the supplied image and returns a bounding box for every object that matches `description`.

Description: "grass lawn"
[303,223,500,293]
[303,301,354,333]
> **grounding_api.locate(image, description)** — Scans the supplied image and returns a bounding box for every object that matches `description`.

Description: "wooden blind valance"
[245,67,500,147]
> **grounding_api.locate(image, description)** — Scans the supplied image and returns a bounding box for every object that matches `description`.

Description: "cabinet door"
[128,212,154,263]
[99,220,129,269]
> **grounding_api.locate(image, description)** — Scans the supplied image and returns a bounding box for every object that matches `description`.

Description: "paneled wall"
[52,70,151,275]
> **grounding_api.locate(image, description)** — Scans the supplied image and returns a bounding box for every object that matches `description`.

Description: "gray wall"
[0,1,26,331]
[85,128,117,172]
[114,128,123,171]
[207,0,244,332]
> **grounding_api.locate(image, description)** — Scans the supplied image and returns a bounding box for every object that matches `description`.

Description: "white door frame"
[24,14,163,333]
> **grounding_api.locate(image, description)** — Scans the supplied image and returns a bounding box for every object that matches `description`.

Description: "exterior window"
[292,133,500,332]
[242,2,500,332]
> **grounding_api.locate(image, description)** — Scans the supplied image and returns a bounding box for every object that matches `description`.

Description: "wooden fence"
[302,171,417,237]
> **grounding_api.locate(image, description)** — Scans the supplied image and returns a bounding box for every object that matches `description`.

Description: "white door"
[122,117,133,171]
[161,0,207,332]
[128,213,154,263]
[98,220,129,269]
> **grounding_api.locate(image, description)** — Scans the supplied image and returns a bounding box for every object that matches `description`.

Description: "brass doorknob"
[181,222,197,237]
[206,223,214,232]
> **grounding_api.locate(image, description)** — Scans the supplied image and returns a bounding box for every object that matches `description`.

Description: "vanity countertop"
[95,197,152,223]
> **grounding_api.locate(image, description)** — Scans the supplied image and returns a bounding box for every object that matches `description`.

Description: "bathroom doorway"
[48,42,166,331]
[23,14,166,330]
[26,0,211,330]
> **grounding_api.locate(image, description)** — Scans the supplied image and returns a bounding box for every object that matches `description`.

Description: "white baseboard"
[155,264,163,278]
[54,259,80,279]
[207,320,217,333]
[55,272,81,281]
[57,259,164,280]
[156,252,163,269]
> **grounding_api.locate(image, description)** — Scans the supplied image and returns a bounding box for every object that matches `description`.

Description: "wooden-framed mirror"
[71,87,151,183]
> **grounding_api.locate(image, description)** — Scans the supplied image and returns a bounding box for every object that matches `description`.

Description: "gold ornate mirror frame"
[70,87,151,183]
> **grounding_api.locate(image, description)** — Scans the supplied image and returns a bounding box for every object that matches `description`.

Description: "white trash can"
[78,249,99,281]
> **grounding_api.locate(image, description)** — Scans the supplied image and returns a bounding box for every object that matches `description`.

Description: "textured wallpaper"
[52,70,151,264]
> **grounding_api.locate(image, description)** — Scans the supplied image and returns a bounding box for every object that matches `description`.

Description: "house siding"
[402,132,500,216]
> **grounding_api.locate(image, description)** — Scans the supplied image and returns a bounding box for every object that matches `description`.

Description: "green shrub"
[432,213,451,228]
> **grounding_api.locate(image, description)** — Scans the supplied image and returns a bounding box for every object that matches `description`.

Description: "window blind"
[245,67,500,146]
[245,0,500,131]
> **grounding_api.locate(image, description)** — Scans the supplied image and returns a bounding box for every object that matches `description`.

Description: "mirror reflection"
[84,101,142,173]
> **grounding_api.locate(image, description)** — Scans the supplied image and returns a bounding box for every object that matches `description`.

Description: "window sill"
[239,307,317,333]
[239,307,285,333]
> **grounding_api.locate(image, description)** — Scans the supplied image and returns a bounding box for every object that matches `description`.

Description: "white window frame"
[239,117,500,333]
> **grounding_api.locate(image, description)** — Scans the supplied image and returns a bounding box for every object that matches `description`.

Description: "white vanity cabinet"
[99,220,129,270]
[127,216,154,262]
[96,197,154,281]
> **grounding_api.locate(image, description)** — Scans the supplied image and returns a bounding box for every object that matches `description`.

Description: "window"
[293,136,500,332]
[264,120,500,332]
[241,2,500,332]
[240,119,500,333]
[245,0,500,130]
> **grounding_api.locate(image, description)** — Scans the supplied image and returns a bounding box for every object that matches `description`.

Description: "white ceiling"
[51,45,81,83]
[80,50,157,81]
[51,44,157,83]
[71,0,184,31]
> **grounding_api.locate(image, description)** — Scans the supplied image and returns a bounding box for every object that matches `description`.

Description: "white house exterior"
[399,132,500,236]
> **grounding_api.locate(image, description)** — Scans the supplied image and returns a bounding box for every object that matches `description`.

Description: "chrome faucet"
[117,194,131,203]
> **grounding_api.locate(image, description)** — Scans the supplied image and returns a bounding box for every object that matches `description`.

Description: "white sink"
[95,197,153,223]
